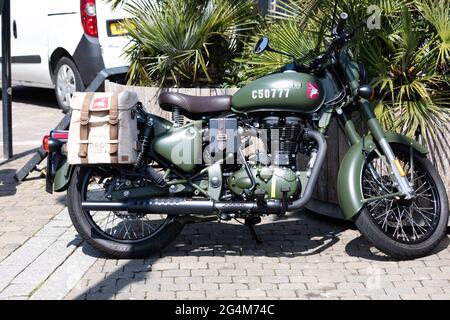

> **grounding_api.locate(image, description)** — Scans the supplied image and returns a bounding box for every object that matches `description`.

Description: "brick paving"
[0,87,450,300]
[1,155,450,300]
[0,87,65,262]
[61,215,450,300]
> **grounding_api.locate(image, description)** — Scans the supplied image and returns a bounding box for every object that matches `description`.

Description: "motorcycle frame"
[48,46,429,221]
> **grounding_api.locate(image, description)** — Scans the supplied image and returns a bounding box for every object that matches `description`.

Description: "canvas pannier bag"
[68,91,139,165]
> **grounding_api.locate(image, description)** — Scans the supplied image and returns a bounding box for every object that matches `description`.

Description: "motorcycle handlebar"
[279,11,356,73]
[335,12,348,35]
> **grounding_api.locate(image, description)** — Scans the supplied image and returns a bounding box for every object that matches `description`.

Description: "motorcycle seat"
[158,92,231,114]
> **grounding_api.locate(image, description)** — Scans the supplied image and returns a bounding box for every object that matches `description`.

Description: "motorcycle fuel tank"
[231,72,325,114]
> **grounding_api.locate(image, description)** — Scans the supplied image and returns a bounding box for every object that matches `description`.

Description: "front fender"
[53,161,74,192]
[337,132,428,220]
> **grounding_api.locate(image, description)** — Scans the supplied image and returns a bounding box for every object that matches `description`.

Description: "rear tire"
[355,144,449,259]
[67,167,184,259]
[54,57,84,112]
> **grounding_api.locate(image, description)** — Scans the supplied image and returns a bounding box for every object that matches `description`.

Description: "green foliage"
[236,0,450,163]
[121,0,257,87]
[362,1,450,157]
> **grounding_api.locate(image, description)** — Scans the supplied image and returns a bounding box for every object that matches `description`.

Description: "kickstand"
[245,219,262,244]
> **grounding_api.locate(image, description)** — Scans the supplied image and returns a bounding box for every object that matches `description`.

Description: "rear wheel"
[54,57,84,112]
[67,166,184,258]
[355,144,449,259]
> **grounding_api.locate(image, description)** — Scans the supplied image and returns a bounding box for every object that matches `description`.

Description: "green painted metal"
[384,132,428,154]
[148,114,173,137]
[337,132,428,220]
[227,165,300,200]
[343,117,361,145]
[231,72,325,114]
[151,121,203,173]
[340,50,360,93]
[110,184,195,201]
[207,162,223,201]
[53,161,74,192]
[318,70,342,102]
[111,185,170,201]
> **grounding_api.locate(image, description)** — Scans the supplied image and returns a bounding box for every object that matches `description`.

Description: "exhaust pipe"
[82,129,326,215]
[82,198,270,215]
[288,129,327,210]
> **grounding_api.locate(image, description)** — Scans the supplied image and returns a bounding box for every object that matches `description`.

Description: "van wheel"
[54,57,84,112]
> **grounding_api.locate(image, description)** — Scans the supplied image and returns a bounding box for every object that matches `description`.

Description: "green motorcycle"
[45,12,448,259]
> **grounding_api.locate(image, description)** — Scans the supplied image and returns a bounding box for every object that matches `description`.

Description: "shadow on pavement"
[0,168,19,197]
[70,210,378,300]
[65,210,450,299]
[9,86,59,109]
[346,235,450,261]
[0,147,39,167]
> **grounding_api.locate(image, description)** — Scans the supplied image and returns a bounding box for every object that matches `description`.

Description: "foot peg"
[254,189,266,205]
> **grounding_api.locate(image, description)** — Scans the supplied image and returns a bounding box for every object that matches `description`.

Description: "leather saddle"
[158,92,231,116]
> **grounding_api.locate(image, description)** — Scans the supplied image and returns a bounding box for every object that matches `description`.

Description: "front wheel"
[355,144,449,259]
[67,166,184,259]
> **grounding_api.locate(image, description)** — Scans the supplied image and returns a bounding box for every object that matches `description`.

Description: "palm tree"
[237,0,450,167]
[119,0,256,87]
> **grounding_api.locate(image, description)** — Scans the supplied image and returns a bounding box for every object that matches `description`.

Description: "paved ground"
[0,87,65,261]
[0,87,450,300]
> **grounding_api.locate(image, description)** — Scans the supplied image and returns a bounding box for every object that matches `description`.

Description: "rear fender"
[53,161,74,192]
[337,132,428,220]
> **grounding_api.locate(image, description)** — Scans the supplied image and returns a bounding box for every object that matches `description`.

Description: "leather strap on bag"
[109,93,119,163]
[78,92,95,163]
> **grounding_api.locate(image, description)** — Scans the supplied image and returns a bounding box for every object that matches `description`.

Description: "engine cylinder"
[260,116,302,168]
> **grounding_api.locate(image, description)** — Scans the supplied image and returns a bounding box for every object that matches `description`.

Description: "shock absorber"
[171,106,184,127]
[135,117,154,168]
[134,117,167,187]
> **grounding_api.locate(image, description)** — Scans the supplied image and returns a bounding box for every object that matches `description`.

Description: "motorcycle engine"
[227,115,304,200]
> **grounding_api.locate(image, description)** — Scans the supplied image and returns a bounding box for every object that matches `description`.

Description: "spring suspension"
[134,117,167,187]
[171,106,184,127]
[135,118,154,168]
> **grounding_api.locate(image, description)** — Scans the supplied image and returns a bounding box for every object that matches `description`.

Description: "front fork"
[339,99,416,199]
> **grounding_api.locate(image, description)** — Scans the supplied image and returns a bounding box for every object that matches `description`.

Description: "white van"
[0,0,130,110]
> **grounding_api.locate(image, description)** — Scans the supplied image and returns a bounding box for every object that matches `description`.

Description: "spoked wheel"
[67,167,184,258]
[355,144,448,259]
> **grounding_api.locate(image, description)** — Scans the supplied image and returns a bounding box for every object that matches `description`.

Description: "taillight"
[80,0,98,37]
[52,132,69,140]
[42,135,50,153]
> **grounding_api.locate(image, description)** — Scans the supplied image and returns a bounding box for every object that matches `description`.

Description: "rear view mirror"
[253,37,270,54]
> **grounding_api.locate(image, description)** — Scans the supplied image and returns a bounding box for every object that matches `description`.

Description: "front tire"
[67,167,184,259]
[355,144,449,259]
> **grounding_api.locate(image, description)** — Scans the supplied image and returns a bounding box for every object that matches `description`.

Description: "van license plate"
[108,20,128,36]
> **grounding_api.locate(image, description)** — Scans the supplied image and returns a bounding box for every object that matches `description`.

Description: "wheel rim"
[56,64,76,108]
[362,148,441,244]
[81,168,171,244]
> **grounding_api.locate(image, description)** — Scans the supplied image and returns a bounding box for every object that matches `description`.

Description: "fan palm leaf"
[122,0,256,87]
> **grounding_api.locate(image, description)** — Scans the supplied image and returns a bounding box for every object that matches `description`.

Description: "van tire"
[54,57,84,112]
